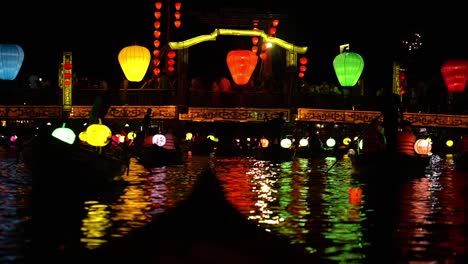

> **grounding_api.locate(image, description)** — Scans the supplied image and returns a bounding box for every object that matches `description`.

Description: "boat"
[253,143,295,163]
[350,151,431,180]
[135,144,184,168]
[31,133,129,196]
[76,167,318,263]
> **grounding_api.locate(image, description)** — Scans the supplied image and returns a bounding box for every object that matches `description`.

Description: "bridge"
[1,105,467,128]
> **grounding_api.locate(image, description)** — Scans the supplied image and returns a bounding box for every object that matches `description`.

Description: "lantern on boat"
[280,138,292,148]
[333,45,364,87]
[85,120,112,147]
[118,45,151,82]
[226,50,258,85]
[414,138,432,155]
[51,123,76,145]
[152,133,166,147]
[0,44,25,80]
[260,138,269,148]
[440,59,468,93]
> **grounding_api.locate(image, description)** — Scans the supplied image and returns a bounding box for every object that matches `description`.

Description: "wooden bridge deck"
[1,105,467,128]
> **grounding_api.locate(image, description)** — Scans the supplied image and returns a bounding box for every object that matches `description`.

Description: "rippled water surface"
[0,147,466,263]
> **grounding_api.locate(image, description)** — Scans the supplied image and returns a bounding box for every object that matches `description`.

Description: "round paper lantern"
[414,138,432,155]
[326,137,336,148]
[152,133,166,146]
[85,121,112,147]
[260,138,269,148]
[0,44,25,80]
[118,45,151,82]
[440,59,468,93]
[280,138,292,149]
[299,138,309,147]
[226,50,258,85]
[51,123,76,145]
[333,51,364,87]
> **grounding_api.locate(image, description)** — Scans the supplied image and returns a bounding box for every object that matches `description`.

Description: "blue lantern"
[0,44,25,80]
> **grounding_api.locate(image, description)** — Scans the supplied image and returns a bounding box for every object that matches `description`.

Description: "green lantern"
[51,123,76,145]
[333,51,364,87]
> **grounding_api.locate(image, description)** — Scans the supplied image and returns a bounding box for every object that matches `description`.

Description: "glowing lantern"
[268,27,277,35]
[174,20,181,28]
[333,51,364,87]
[154,40,161,48]
[152,133,166,146]
[118,45,151,82]
[440,59,468,93]
[174,12,181,19]
[127,131,136,140]
[0,44,25,80]
[226,50,258,85]
[251,46,258,53]
[174,2,181,10]
[272,19,279,27]
[299,138,309,147]
[299,56,308,65]
[260,138,269,148]
[51,123,76,145]
[155,2,162,9]
[446,140,454,147]
[154,11,162,19]
[167,50,176,59]
[153,49,160,57]
[280,138,292,148]
[79,131,87,142]
[154,30,161,39]
[154,21,161,29]
[251,36,259,45]
[414,138,432,155]
[85,120,112,147]
[326,137,336,148]
[153,68,160,76]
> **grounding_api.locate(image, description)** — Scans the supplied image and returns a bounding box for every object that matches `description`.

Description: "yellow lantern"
[260,138,269,148]
[118,45,151,82]
[85,120,112,147]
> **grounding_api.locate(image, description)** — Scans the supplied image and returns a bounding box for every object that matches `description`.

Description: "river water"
[0,146,466,263]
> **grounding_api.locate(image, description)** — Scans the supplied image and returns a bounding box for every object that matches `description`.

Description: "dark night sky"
[1,1,466,91]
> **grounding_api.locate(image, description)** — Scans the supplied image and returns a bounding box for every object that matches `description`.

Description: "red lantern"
[251,36,259,45]
[153,50,160,57]
[154,40,160,48]
[154,30,161,39]
[174,2,181,10]
[299,65,307,72]
[441,59,468,93]
[174,20,181,28]
[167,59,175,66]
[272,19,279,27]
[299,56,308,65]
[269,27,277,35]
[167,50,176,59]
[152,59,160,66]
[298,72,304,78]
[153,68,160,76]
[348,187,362,206]
[174,11,181,19]
[155,2,162,10]
[251,46,258,53]
[154,21,161,29]
[154,11,161,19]
[226,50,258,85]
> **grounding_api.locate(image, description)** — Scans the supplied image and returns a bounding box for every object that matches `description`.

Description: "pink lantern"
[441,59,468,93]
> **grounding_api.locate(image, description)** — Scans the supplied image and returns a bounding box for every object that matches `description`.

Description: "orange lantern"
[226,50,258,85]
[174,2,181,10]
[414,138,432,155]
[154,30,161,39]
[272,19,279,27]
[260,138,269,148]
[153,68,160,76]
[174,11,181,19]
[153,50,160,57]
[174,20,181,28]
[152,58,160,66]
[440,59,468,93]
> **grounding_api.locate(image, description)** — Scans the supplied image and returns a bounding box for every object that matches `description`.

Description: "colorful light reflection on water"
[0,151,466,263]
